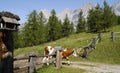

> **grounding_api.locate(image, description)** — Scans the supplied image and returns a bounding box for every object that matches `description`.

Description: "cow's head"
[47,46,55,55]
[72,49,78,57]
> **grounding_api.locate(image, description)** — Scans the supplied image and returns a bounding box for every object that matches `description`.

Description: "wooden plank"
[14,65,28,70]
[56,51,62,68]
[28,54,37,73]
[114,32,120,34]
[14,57,29,61]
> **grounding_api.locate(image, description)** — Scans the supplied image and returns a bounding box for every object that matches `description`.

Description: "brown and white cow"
[61,48,77,64]
[42,46,55,65]
[42,46,77,65]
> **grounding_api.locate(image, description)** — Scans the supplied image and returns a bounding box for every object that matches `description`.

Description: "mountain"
[71,3,95,25]
[40,2,120,26]
[57,3,95,25]
[40,3,96,25]
[112,2,120,16]
[57,8,72,22]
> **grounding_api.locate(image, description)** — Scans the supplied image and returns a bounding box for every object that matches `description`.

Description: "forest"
[13,1,120,48]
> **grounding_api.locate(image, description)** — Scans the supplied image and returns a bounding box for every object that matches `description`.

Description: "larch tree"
[62,14,71,37]
[47,9,60,41]
[76,11,86,33]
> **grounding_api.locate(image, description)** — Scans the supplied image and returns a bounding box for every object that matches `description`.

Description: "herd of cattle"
[42,45,93,65]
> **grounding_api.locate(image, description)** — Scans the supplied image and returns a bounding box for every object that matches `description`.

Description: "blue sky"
[0,0,119,24]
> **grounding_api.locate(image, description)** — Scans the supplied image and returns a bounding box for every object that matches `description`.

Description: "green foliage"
[69,22,74,34]
[87,1,117,33]
[102,1,117,31]
[47,9,62,41]
[13,31,20,49]
[38,11,47,43]
[62,14,71,37]
[76,11,86,33]
[22,10,39,46]
[21,10,47,47]
[87,4,103,32]
[117,16,120,25]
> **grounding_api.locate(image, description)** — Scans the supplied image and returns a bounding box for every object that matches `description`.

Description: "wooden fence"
[111,32,120,41]
[97,32,120,42]
[14,50,62,73]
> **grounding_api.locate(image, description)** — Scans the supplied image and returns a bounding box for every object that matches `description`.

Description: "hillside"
[14,25,120,64]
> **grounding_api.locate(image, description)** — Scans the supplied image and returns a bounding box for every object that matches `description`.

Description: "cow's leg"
[66,57,70,65]
[46,57,49,65]
[42,57,47,65]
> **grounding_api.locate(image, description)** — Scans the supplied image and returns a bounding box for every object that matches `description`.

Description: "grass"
[14,25,120,72]
[89,38,120,64]
[37,65,85,73]
[14,25,120,64]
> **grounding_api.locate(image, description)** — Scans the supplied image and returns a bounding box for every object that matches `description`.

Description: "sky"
[0,0,119,24]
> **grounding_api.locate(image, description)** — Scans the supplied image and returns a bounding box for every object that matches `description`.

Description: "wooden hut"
[0,16,20,30]
[0,12,20,73]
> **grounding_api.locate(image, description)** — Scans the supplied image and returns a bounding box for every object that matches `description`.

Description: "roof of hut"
[1,16,20,25]
[0,11,20,21]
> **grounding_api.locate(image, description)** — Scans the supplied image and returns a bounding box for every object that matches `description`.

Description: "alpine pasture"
[14,25,120,73]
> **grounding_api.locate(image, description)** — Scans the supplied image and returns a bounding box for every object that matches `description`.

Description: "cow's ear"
[73,49,75,51]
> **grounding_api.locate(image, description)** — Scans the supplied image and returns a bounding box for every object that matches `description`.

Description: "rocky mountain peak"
[39,2,120,26]
[112,2,120,16]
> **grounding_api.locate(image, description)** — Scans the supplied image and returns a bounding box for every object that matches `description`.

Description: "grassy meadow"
[14,25,120,72]
[37,65,85,73]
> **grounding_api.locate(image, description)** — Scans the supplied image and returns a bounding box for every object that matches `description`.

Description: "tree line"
[14,1,119,48]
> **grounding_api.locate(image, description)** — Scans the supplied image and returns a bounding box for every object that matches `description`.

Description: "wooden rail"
[97,32,120,42]
[14,50,62,73]
[111,32,120,41]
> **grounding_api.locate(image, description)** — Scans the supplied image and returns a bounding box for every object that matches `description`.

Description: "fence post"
[28,54,37,73]
[92,38,96,49]
[98,33,101,42]
[111,32,114,41]
[55,51,62,68]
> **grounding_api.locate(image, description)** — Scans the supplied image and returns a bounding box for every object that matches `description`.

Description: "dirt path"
[63,61,120,73]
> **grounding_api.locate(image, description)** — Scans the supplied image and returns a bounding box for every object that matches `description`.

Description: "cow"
[42,46,55,65]
[61,48,77,64]
[42,46,77,65]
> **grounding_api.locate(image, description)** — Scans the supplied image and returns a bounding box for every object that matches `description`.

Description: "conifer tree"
[47,9,60,41]
[118,16,120,25]
[70,22,74,34]
[57,20,63,38]
[23,10,39,46]
[76,11,85,33]
[62,14,71,37]
[38,11,47,43]
[102,0,116,31]
[87,4,103,32]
